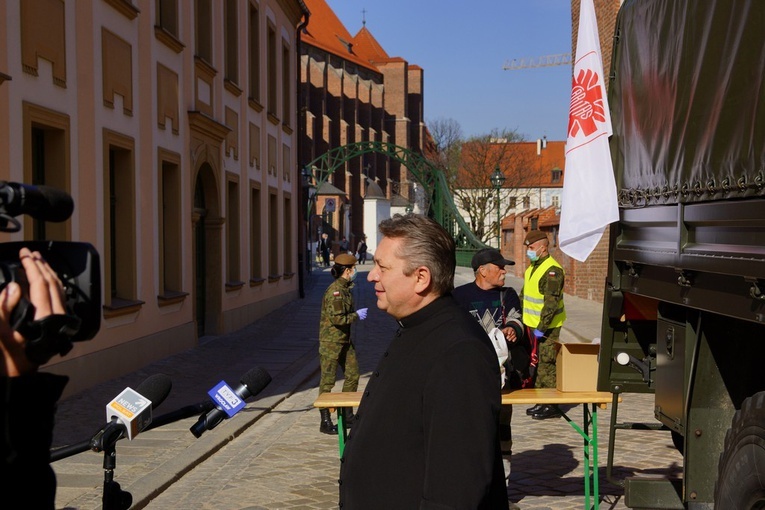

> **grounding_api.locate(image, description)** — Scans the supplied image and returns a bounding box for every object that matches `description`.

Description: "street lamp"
[490,166,506,249]
[302,166,317,271]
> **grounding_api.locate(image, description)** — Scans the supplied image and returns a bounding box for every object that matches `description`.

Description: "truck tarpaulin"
[611,0,765,207]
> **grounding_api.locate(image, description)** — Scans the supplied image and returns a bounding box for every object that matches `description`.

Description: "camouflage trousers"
[535,331,560,389]
[319,340,359,394]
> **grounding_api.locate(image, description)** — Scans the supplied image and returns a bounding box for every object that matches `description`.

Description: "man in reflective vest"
[521,230,566,420]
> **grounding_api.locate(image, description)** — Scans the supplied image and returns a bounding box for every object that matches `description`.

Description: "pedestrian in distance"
[339,236,349,254]
[317,253,368,434]
[339,213,508,509]
[452,247,530,506]
[521,230,567,420]
[355,235,367,264]
[319,233,331,267]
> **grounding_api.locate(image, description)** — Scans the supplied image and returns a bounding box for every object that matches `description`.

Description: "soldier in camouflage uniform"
[520,230,567,420]
[318,253,368,434]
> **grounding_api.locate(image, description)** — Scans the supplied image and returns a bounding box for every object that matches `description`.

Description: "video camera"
[0,181,101,364]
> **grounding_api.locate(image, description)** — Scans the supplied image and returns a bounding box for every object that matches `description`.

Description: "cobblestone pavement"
[141,375,682,510]
[50,265,683,509]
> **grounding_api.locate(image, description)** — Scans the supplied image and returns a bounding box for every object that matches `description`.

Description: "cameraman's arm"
[0,247,66,376]
[0,279,33,376]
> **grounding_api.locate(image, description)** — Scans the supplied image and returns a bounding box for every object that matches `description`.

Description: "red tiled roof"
[351,26,390,63]
[302,0,421,73]
[501,206,560,230]
[302,0,380,73]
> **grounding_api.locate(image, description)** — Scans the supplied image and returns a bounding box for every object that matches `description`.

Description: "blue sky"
[326,1,573,142]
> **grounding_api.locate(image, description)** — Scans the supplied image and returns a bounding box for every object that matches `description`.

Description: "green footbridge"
[304,140,488,267]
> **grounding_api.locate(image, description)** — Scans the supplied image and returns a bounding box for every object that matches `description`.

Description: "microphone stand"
[91,422,133,510]
[51,425,133,509]
[52,401,210,509]
[51,439,132,510]
[101,442,132,510]
[51,401,215,509]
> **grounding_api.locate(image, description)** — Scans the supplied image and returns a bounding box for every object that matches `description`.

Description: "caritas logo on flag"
[559,0,619,263]
[567,66,610,146]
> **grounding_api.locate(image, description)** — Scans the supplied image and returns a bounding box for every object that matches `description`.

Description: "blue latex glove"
[356,308,368,320]
[532,329,545,338]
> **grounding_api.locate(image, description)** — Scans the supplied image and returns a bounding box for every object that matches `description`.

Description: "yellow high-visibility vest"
[522,256,566,329]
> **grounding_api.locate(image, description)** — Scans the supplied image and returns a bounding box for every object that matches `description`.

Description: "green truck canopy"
[611,0,765,207]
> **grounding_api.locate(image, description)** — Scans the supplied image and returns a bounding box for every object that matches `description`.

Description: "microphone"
[91,374,173,452]
[190,367,272,438]
[0,181,74,222]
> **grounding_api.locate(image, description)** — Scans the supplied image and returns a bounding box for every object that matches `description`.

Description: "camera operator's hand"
[0,248,65,377]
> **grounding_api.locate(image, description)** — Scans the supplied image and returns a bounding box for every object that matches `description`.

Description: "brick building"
[299,0,427,256]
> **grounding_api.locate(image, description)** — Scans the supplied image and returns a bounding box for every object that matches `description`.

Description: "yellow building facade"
[0,0,308,395]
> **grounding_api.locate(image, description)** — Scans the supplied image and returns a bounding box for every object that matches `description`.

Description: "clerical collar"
[396,295,453,329]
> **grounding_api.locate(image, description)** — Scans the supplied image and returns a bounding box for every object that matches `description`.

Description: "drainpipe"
[296,2,310,298]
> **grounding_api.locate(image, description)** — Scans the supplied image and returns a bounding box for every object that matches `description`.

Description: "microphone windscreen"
[36,185,74,222]
[240,367,272,397]
[136,374,173,410]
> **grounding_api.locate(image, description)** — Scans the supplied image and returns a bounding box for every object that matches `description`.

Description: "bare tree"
[454,129,537,244]
[427,117,463,176]
[425,122,541,245]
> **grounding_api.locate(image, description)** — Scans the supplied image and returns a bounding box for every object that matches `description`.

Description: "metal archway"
[304,140,487,265]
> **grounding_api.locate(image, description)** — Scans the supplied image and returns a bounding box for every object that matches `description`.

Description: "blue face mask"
[527,249,539,262]
[350,269,357,282]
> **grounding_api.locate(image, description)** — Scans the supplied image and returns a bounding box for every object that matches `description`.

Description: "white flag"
[559,0,619,262]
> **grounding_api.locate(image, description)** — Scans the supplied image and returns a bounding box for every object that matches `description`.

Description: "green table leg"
[336,408,348,457]
[584,405,592,509]
[592,404,599,509]
[559,404,600,510]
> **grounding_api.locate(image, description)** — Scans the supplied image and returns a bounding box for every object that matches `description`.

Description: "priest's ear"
[412,265,432,295]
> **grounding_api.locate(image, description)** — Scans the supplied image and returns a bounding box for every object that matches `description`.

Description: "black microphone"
[190,367,272,438]
[0,181,74,222]
[91,374,173,452]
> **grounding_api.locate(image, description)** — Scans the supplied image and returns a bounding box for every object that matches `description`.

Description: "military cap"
[471,248,515,271]
[524,230,548,246]
[335,253,357,266]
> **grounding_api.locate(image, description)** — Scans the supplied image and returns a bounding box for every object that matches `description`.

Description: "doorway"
[192,164,222,337]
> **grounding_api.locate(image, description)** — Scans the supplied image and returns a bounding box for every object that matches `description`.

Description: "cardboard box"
[556,342,600,392]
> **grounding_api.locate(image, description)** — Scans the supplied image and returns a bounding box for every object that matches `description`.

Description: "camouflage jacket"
[319,277,358,344]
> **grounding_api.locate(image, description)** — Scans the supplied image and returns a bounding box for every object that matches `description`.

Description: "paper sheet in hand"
[489,328,508,388]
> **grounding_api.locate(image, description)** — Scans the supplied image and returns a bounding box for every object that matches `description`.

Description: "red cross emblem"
[567,68,607,138]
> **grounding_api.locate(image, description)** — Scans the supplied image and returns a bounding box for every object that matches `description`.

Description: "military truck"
[597,1,765,508]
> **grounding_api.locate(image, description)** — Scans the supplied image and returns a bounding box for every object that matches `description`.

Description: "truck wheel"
[715,392,765,509]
